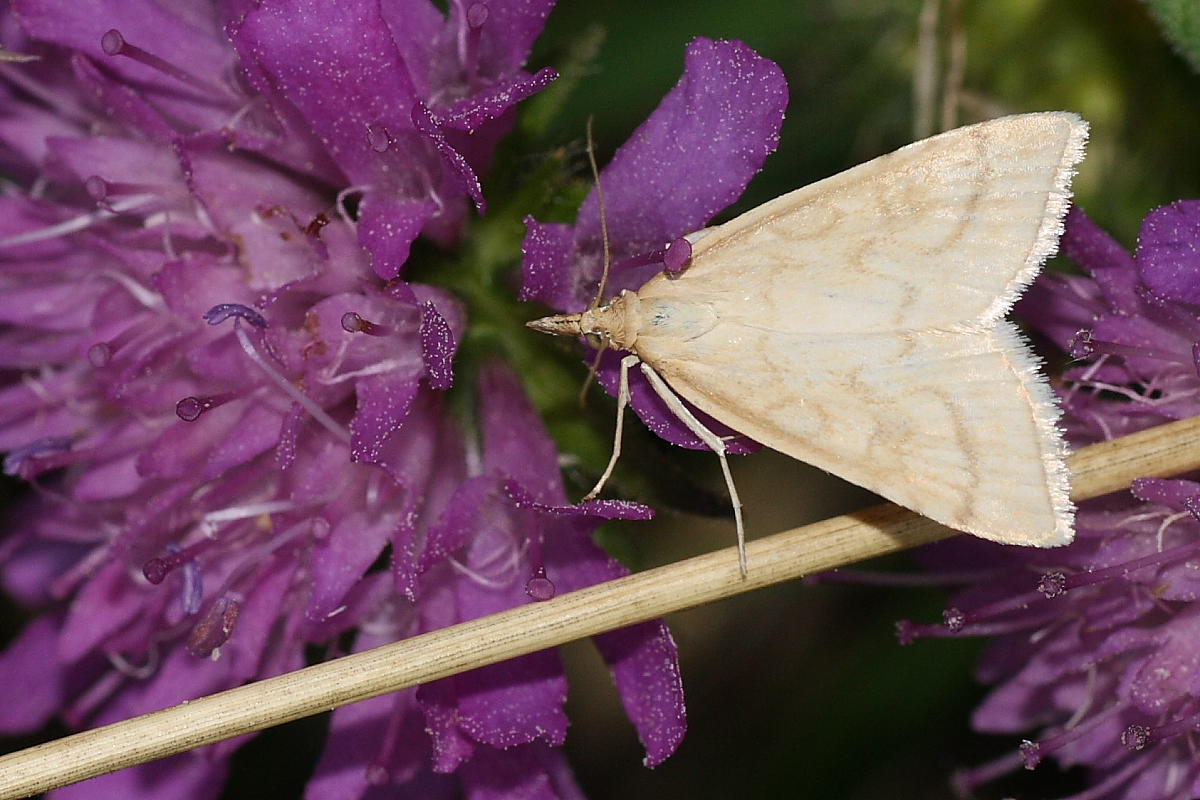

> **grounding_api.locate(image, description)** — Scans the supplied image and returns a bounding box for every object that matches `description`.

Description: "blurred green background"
[5,1,1200,798]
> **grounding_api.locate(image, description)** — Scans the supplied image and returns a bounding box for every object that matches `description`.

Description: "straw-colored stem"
[2,416,1200,799]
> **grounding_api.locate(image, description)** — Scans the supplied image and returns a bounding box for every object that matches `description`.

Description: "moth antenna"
[577,340,609,407]
[586,116,611,311]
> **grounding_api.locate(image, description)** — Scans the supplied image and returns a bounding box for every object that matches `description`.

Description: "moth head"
[526,312,585,338]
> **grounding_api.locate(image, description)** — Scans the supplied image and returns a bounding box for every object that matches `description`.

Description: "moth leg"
[583,353,640,502]
[637,363,748,577]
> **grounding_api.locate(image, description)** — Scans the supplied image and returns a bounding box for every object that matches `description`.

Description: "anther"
[525,565,556,601]
[663,237,692,274]
[204,303,267,328]
[187,595,240,658]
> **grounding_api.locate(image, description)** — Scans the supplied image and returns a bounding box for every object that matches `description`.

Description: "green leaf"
[1144,0,1200,71]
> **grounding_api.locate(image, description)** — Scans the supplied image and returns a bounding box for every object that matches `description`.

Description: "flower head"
[0,2,765,796]
[901,203,1200,799]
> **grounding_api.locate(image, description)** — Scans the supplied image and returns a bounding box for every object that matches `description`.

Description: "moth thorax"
[585,291,640,351]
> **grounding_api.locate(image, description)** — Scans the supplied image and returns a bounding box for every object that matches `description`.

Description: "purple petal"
[73,452,141,500]
[137,400,246,480]
[350,371,422,465]
[237,0,419,184]
[44,133,179,190]
[574,37,787,306]
[68,53,174,142]
[176,140,327,289]
[417,643,477,772]
[0,614,65,732]
[48,752,226,800]
[376,0,444,99]
[1,536,86,607]
[1136,200,1200,304]
[58,560,147,661]
[592,621,686,767]
[1131,478,1200,511]
[200,403,282,480]
[358,195,434,280]
[547,530,686,766]
[396,476,494,597]
[460,743,565,800]
[434,68,557,133]
[222,557,298,681]
[518,218,576,308]
[412,102,485,212]
[308,629,434,797]
[479,362,564,503]
[453,651,569,750]
[420,300,456,390]
[504,479,654,520]
[307,510,395,622]
[1127,605,1200,714]
[1061,206,1141,314]
[1014,272,1103,351]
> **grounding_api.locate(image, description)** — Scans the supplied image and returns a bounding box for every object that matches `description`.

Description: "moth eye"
[584,332,604,350]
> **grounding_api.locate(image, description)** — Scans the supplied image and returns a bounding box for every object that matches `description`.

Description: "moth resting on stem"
[529,113,1088,576]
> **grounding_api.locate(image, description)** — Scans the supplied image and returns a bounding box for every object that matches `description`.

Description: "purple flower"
[0,1,714,796]
[900,203,1200,799]
[520,36,788,453]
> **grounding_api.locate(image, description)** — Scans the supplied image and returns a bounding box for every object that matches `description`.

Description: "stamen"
[175,392,237,422]
[1067,328,1184,364]
[83,176,168,211]
[1059,537,1200,591]
[609,249,665,274]
[340,311,390,336]
[896,607,1061,642]
[905,537,1200,644]
[142,538,217,584]
[1130,708,1200,749]
[1020,703,1125,769]
[100,29,229,98]
[462,2,488,90]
